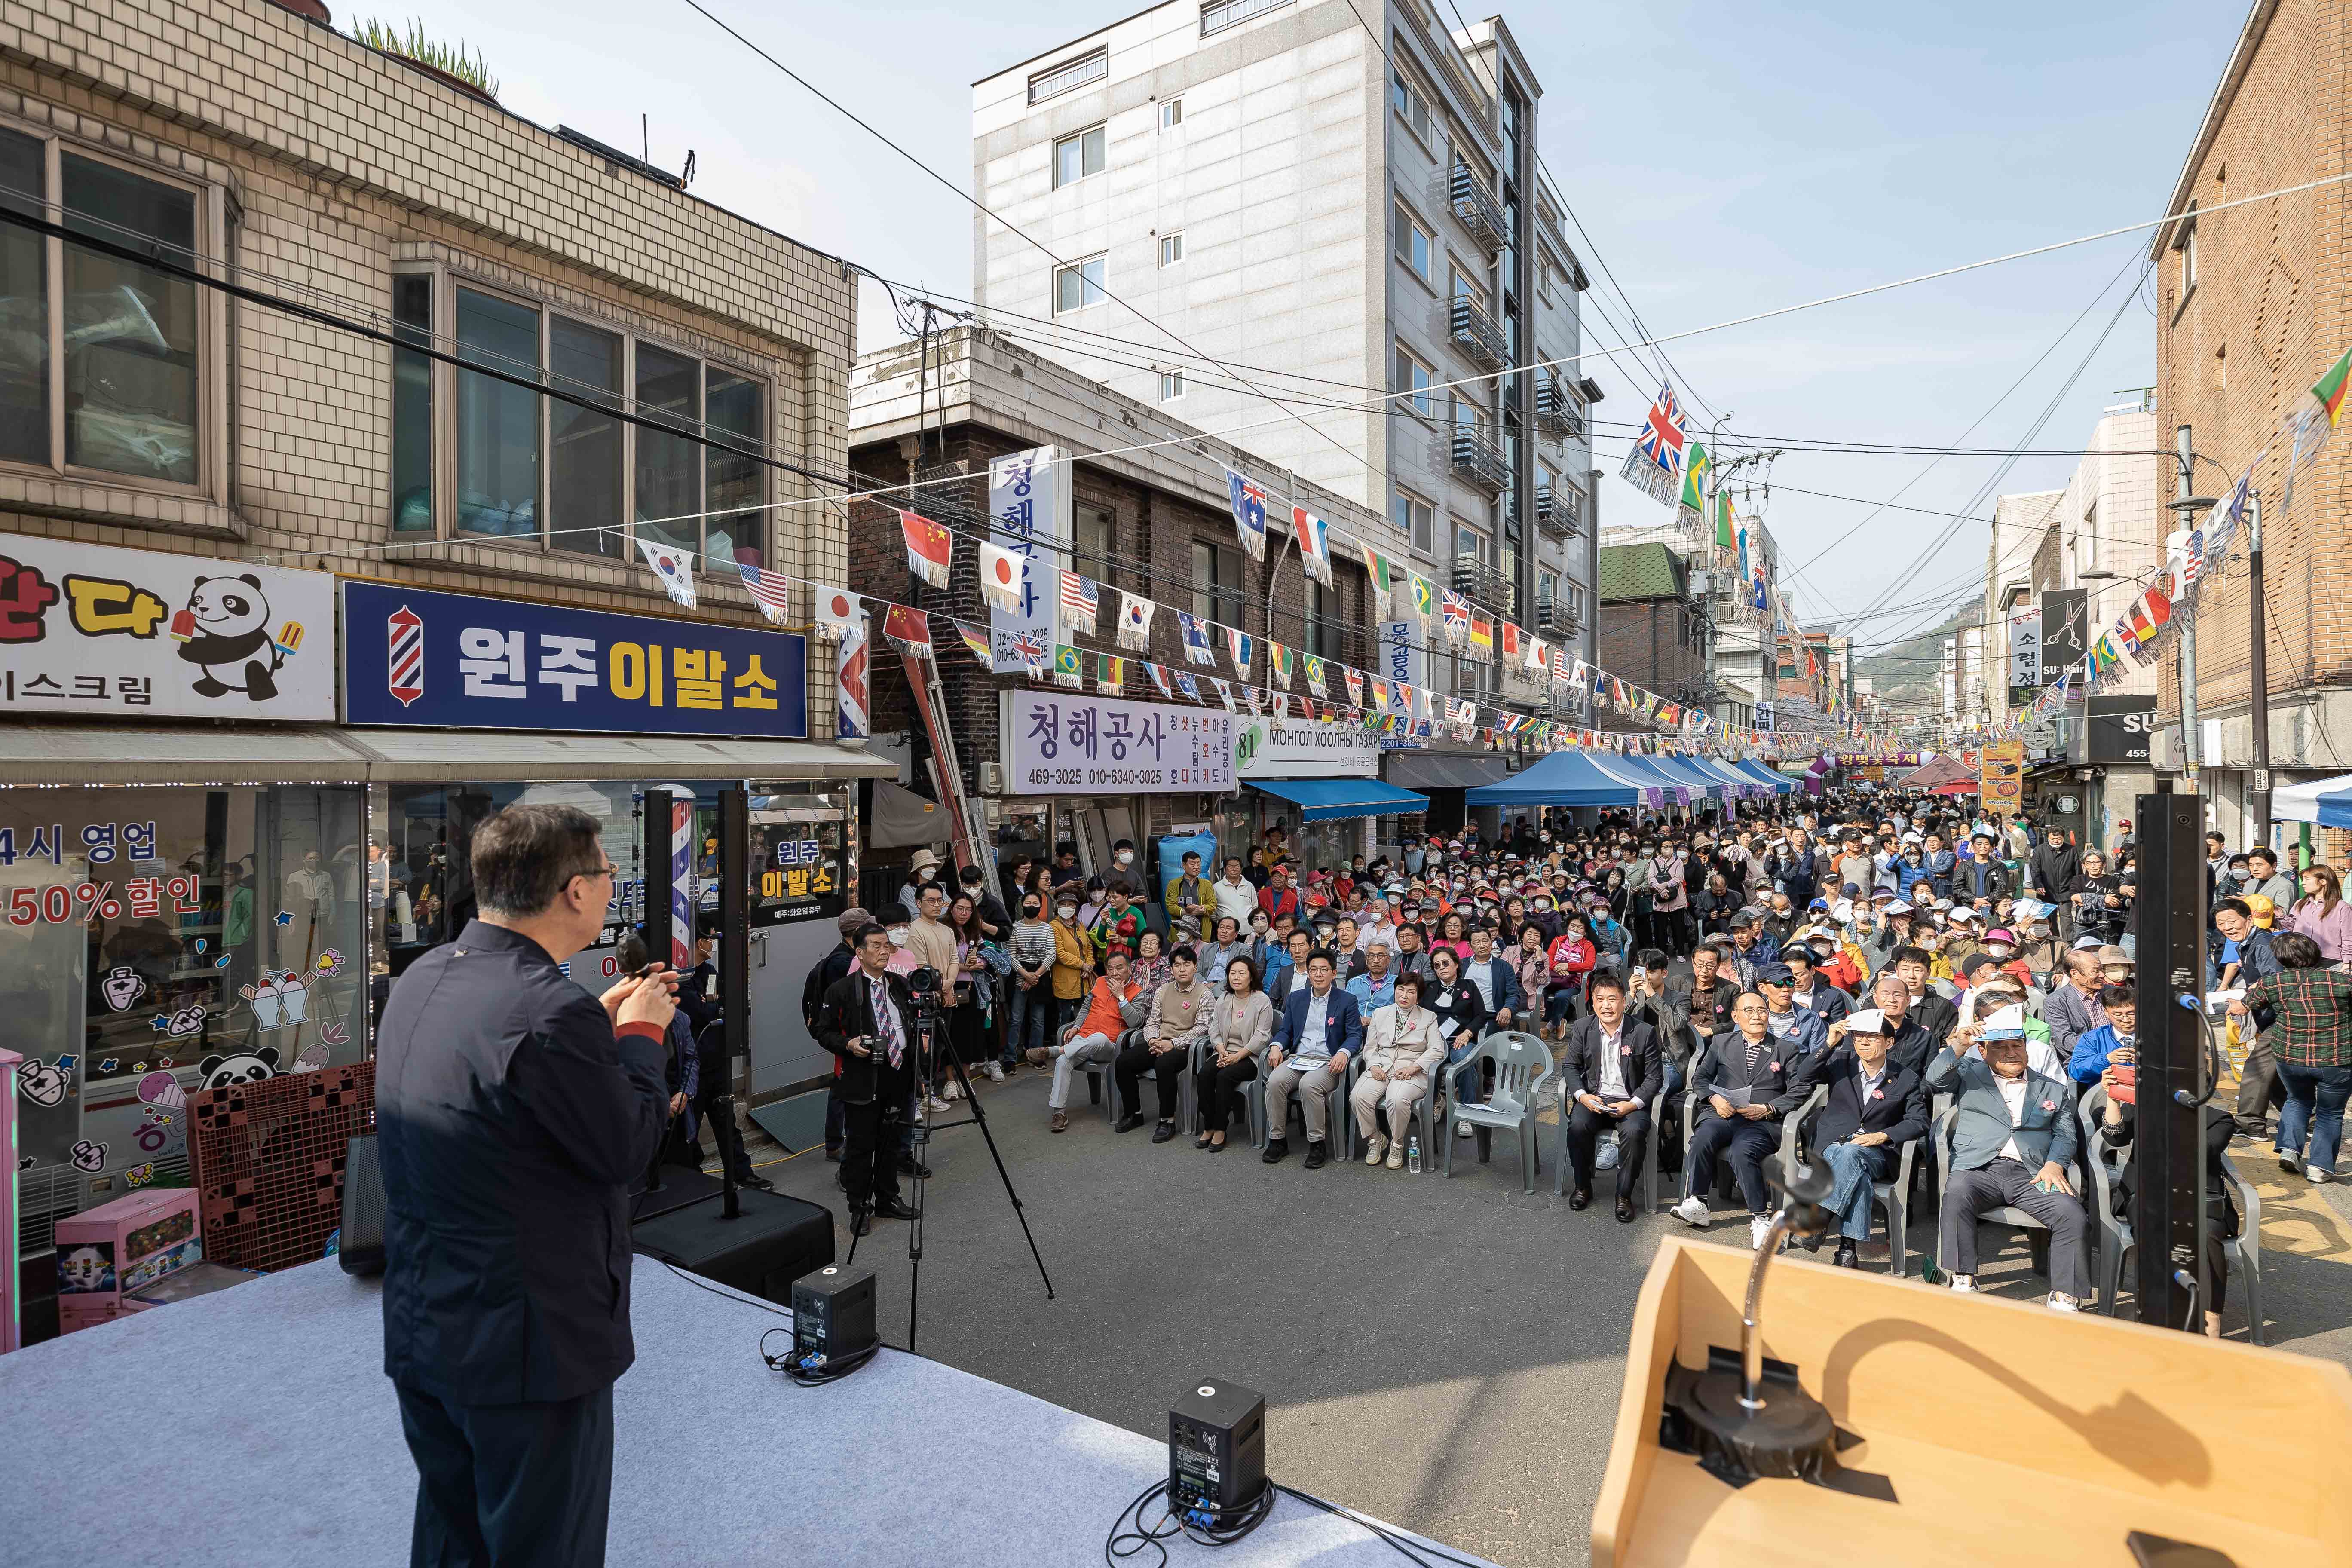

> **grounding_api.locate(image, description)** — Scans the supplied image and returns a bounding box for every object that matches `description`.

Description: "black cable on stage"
[1100,1475,1495,1568]
[760,1325,883,1388]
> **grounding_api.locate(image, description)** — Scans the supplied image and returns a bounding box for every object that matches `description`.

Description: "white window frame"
[0,118,229,505]
[1158,369,1185,402]
[1053,124,1108,190]
[390,260,772,562]
[1390,65,1431,143]
[1393,201,1433,285]
[1392,343,1436,419]
[1159,98,1183,131]
[1054,254,1108,314]
[1392,486,1435,555]
[1159,232,1185,267]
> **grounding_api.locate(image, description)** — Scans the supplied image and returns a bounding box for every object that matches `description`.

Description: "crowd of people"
[804,787,2352,1325]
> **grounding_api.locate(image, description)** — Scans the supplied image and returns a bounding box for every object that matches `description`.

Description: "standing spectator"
[2027,826,2082,932]
[1213,857,1260,929]
[1164,850,1214,942]
[815,923,924,1237]
[2065,850,2130,946]
[803,907,868,1163]
[377,806,675,1567]
[1048,888,1090,1043]
[2232,930,2352,1180]
[2287,863,2352,962]
[2245,847,2297,910]
[958,862,1010,940]
[903,881,959,987]
[1003,894,1058,1076]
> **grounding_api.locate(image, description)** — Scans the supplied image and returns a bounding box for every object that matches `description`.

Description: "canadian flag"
[900,510,952,589]
[978,542,1026,612]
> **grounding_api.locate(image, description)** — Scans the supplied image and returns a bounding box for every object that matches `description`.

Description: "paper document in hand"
[1716,1084,1755,1109]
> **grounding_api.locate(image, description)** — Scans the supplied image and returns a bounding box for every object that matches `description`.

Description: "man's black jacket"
[377,919,669,1406]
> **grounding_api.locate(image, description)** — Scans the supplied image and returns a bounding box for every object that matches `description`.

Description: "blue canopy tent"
[2323,793,2352,830]
[1731,760,1794,794]
[1648,754,1732,800]
[1599,753,1699,808]
[1244,777,1429,823]
[1462,749,1650,808]
[1688,756,1767,799]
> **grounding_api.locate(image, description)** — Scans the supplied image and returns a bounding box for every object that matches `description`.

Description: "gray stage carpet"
[0,1257,1495,1565]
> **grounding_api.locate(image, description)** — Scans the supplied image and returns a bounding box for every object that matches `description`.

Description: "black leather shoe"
[874,1198,922,1221]
[848,1207,872,1237]
[1569,1187,1592,1212]
[1262,1138,1289,1164]
[897,1157,931,1179]
[1151,1120,1177,1143]
[1303,1141,1328,1170]
[1801,1231,1823,1252]
[1115,1112,1147,1134]
[1614,1197,1635,1224]
[1832,1242,1859,1269]
[824,1146,843,1164]
[737,1171,775,1192]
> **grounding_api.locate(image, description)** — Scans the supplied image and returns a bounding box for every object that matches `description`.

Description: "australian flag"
[1226,467,1268,561]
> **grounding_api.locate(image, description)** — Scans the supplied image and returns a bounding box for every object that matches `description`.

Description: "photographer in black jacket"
[376,804,676,1568]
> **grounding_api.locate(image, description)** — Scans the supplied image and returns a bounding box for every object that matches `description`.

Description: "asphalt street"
[751,1066,2352,1568]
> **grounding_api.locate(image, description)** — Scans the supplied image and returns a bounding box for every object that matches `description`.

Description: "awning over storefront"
[1247,777,1430,823]
[1384,751,1509,791]
[2273,770,2352,825]
[1464,750,1647,808]
[0,724,898,786]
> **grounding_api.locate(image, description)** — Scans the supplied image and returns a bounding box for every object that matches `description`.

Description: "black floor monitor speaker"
[791,1265,876,1363]
[1169,1378,1266,1523]
[337,1133,386,1277]
[630,1187,835,1304]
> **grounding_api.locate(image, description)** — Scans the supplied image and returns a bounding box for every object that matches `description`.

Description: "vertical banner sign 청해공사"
[987,447,1074,675]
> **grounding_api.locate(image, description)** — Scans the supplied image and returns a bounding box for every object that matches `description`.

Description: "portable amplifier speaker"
[791,1265,876,1363]
[1169,1378,1266,1524]
[338,1134,386,1277]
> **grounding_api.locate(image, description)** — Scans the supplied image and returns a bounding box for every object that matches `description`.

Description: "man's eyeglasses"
[570,863,620,886]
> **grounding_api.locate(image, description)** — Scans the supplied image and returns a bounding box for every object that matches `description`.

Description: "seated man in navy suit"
[1927,1003,2090,1310]
[1672,992,1812,1250]
[1787,1008,1930,1268]
[1262,949,1363,1170]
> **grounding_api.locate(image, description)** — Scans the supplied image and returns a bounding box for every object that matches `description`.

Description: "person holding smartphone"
[2067,986,2137,1087]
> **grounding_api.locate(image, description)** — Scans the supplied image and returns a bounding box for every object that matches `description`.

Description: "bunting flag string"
[1096,652,1125,695]
[1177,612,1217,665]
[1225,626,1254,679]
[1117,591,1156,651]
[977,542,1025,612]
[900,510,952,589]
[1052,644,1083,689]
[1292,505,1333,586]
[1059,569,1100,634]
[1225,468,1269,562]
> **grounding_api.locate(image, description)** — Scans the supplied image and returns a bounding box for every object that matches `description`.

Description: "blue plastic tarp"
[1246,777,1430,822]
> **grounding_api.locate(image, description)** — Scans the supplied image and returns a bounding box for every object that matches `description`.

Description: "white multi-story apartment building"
[971,0,1600,712]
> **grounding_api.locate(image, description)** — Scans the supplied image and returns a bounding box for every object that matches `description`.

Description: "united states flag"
[1059,570,1099,629]
[735,563,792,625]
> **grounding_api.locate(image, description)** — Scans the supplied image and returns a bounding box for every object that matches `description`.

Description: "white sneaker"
[1948,1274,1977,1293]
[926,1092,951,1113]
[984,1062,1005,1083]
[941,1079,962,1102]
[2312,1164,2337,1184]
[1671,1195,1712,1229]
[2280,1150,2303,1174]
[1749,1216,1776,1251]
[2046,1292,2082,1313]
[1363,1133,1388,1167]
[1386,1140,1406,1170]
[1455,1119,1472,1138]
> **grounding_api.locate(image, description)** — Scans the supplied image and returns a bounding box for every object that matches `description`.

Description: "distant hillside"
[1856,602,1975,716]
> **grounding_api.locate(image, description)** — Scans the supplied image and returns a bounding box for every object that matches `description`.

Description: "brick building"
[2150,0,2352,854]
[848,325,1481,873]
[0,0,873,1289]
[1594,540,1706,729]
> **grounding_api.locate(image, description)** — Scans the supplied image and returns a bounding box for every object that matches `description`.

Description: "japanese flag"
[978,542,1026,613]
[813,585,862,639]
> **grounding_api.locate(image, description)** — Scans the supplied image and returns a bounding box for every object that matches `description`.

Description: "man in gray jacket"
[1927,1007,2090,1310]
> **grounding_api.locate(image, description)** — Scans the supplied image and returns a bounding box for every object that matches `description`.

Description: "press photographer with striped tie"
[815,922,924,1235]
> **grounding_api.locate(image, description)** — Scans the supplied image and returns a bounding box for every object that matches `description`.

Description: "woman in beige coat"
[1352,971,1444,1169]
[1194,956,1274,1150]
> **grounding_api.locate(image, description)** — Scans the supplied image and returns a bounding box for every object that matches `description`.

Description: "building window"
[1055,255,1108,313]
[1193,539,1241,630]
[1159,98,1183,130]
[632,343,700,559]
[454,286,543,539]
[1392,487,1434,554]
[1390,66,1430,141]
[1159,232,1185,267]
[390,273,434,531]
[1158,369,1185,401]
[0,127,213,488]
[1393,203,1433,283]
[1452,395,1488,440]
[1054,125,1107,189]
[1537,567,1558,606]
[1450,261,1489,314]
[1304,578,1339,658]
[2176,202,2198,295]
[1393,344,1435,417]
[547,316,624,559]
[704,367,767,568]
[1075,505,1116,585]
[1457,524,1481,564]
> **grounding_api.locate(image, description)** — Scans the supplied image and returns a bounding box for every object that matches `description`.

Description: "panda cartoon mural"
[195,1047,281,1091]
[174,573,283,700]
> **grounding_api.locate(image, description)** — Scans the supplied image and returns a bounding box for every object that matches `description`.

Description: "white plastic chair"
[1441,1030,1554,1192]
[1555,1086,1664,1213]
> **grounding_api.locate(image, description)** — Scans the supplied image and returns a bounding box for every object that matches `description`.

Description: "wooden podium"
[1592,1237,2352,1568]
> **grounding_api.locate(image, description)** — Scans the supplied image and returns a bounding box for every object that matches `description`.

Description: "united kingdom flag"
[1633,384,1686,476]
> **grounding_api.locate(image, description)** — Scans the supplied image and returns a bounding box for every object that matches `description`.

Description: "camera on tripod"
[904,966,944,1022]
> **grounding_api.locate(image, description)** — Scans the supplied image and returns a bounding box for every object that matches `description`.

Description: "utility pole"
[2248,492,2272,852]
[2173,425,2200,789]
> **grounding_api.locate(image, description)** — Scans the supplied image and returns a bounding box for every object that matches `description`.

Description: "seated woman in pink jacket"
[1543,916,1598,1036]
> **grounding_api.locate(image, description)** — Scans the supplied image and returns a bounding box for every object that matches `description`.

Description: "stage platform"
[0,1257,1494,1567]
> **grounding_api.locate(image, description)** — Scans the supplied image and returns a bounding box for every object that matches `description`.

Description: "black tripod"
[847,988,1053,1353]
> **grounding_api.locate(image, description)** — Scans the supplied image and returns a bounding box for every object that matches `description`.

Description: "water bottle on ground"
[1406,1135,1422,1175]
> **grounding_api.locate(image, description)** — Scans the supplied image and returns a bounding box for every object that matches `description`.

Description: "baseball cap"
[1755,961,1794,986]
[1985,928,2017,945]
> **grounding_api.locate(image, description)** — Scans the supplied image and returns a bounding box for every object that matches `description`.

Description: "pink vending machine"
[0,1047,18,1354]
[54,1186,202,1335]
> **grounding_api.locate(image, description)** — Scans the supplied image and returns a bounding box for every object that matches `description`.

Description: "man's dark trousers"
[1685,1116,1779,1212]
[397,1381,614,1568]
[840,1096,906,1211]
[1566,1101,1651,1200]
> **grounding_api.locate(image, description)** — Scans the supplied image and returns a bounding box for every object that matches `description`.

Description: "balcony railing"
[1535,480,1583,542]
[1535,594,1582,635]
[1452,558,1510,609]
[1449,159,1507,255]
[1449,293,1508,372]
[1535,374,1583,440]
[1449,422,1510,494]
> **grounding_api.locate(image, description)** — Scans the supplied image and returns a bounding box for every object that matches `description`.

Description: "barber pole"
[835,606,870,747]
[386,605,424,707]
[668,798,694,972]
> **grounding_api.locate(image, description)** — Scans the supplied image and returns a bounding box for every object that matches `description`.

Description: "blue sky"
[410,0,2236,662]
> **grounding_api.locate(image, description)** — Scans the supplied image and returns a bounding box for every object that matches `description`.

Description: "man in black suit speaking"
[377,804,678,1568]
[1559,971,1663,1222]
[814,922,925,1235]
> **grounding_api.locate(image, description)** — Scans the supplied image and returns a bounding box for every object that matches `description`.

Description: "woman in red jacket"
[1542,915,1598,1038]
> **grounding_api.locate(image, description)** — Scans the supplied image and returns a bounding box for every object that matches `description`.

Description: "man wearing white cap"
[1926,1002,2091,1309]
[1792,1008,1930,1268]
